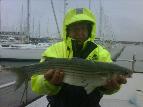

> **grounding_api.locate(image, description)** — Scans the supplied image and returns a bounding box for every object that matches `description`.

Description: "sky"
[0,0,143,42]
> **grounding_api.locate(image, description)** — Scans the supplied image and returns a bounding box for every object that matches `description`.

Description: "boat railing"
[115,54,143,73]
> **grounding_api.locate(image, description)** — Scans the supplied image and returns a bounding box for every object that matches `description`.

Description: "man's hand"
[103,74,127,90]
[44,69,64,85]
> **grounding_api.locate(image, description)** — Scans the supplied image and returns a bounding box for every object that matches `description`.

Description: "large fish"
[9,57,134,94]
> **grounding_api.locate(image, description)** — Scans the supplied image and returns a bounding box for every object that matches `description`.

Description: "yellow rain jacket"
[31,8,118,95]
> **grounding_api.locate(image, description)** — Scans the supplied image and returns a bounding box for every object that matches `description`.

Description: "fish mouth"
[125,72,133,78]
[128,74,133,78]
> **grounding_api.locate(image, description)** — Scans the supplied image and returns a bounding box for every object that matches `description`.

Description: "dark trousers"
[47,83,103,107]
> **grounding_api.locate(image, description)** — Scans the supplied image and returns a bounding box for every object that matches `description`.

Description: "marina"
[0,0,143,107]
[0,42,51,60]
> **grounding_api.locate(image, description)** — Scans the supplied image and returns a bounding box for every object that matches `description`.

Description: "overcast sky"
[0,0,143,41]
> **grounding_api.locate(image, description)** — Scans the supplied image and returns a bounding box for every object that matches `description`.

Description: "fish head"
[115,68,133,78]
[123,69,134,78]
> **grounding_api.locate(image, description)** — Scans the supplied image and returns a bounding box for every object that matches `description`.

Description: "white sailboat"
[0,0,51,61]
[0,42,51,60]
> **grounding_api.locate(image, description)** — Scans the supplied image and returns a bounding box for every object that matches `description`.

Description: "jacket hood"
[61,8,96,43]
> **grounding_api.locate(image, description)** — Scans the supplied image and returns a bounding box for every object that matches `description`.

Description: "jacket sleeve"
[31,74,61,95]
[96,45,112,63]
[31,45,62,95]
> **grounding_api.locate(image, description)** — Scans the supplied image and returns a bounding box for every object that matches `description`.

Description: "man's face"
[68,22,89,43]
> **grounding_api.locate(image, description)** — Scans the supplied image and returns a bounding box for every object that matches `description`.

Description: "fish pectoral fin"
[84,78,107,94]
[84,83,95,94]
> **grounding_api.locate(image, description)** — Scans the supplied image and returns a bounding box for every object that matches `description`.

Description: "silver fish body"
[11,57,133,93]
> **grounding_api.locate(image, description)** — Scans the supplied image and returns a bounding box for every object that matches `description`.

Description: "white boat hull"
[0,47,45,60]
[0,43,124,61]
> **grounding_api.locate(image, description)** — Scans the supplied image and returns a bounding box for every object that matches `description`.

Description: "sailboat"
[0,0,51,61]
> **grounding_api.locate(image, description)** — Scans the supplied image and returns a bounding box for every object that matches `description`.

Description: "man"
[31,8,127,107]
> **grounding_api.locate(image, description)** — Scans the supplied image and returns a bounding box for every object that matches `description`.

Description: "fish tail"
[12,68,29,90]
[0,65,11,72]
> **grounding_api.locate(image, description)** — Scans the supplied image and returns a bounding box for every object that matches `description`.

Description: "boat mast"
[27,0,30,43]
[38,20,40,38]
[99,0,103,38]
[32,17,34,36]
[50,0,60,36]
[89,0,91,9]
[64,0,68,16]
[0,0,1,36]
[20,4,23,33]
[46,19,49,36]
[64,0,66,15]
